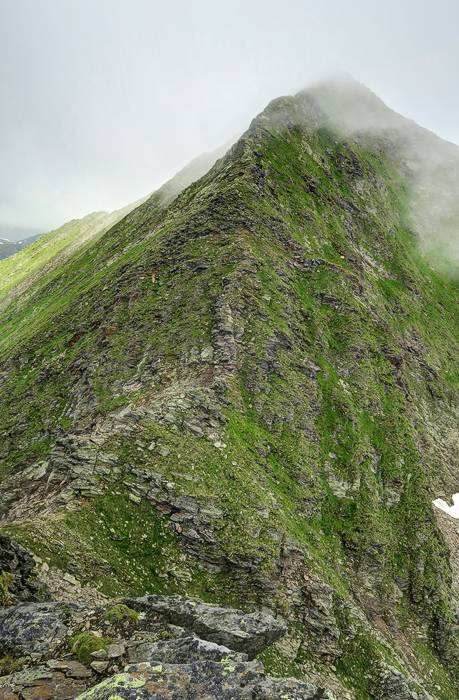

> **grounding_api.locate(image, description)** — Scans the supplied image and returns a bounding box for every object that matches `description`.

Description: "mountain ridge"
[0,142,229,313]
[0,81,458,699]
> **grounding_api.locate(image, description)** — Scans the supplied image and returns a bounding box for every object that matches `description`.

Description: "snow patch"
[433,493,459,519]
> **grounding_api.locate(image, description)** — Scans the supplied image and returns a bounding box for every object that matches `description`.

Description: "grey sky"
[1,0,458,232]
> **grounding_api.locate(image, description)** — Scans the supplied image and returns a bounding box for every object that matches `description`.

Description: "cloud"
[0,0,459,233]
[304,76,459,266]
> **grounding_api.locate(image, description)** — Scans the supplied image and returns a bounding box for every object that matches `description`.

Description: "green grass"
[0,209,133,301]
[69,632,110,665]
[0,572,14,606]
[103,604,140,625]
[0,92,458,696]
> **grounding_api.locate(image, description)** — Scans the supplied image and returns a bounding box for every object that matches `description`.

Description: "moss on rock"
[103,604,139,625]
[69,632,110,665]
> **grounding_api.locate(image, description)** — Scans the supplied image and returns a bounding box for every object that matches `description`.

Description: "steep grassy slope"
[0,145,227,312]
[0,88,458,699]
[0,207,137,305]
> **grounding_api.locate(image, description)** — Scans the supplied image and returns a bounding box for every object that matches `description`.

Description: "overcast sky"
[1,0,458,234]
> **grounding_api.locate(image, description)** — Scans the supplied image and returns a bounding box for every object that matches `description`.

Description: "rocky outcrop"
[0,536,44,605]
[0,594,331,699]
[377,664,434,700]
[77,661,333,699]
[0,602,79,657]
[123,595,286,658]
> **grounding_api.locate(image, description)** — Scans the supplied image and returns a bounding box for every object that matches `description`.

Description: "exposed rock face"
[277,547,341,663]
[377,664,434,700]
[137,636,248,664]
[77,661,333,699]
[0,536,44,604]
[434,507,459,599]
[0,602,77,656]
[0,594,329,699]
[300,572,340,662]
[124,595,286,658]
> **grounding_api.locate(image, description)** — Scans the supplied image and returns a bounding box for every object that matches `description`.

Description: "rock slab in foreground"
[141,636,248,664]
[0,594,334,699]
[0,601,79,656]
[124,595,286,658]
[76,660,333,699]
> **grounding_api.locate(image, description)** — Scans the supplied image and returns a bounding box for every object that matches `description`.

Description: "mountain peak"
[0,83,458,699]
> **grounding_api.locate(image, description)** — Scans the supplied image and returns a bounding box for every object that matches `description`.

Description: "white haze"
[306,78,459,265]
[1,0,459,265]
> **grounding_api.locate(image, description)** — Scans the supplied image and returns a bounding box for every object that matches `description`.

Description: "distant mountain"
[0,232,43,260]
[0,224,43,243]
[0,144,228,306]
[0,82,457,699]
[0,239,18,259]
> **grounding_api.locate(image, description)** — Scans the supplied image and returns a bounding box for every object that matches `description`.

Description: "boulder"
[139,636,247,664]
[0,602,77,656]
[0,535,44,604]
[0,665,89,699]
[76,660,333,699]
[124,595,286,658]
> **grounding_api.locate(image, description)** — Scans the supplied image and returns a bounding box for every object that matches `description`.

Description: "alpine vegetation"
[0,81,458,700]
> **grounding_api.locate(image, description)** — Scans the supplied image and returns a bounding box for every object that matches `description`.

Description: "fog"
[1,0,459,238]
[305,78,459,265]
